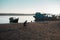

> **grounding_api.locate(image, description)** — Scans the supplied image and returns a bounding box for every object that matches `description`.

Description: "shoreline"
[0,21,60,40]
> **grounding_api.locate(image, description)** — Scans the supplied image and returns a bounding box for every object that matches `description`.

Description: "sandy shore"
[0,21,60,40]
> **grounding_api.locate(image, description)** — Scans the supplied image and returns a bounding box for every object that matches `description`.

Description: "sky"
[0,0,60,15]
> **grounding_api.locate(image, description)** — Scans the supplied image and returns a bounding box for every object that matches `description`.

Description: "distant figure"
[31,21,32,22]
[23,20,27,26]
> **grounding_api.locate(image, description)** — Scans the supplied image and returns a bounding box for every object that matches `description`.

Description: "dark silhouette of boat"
[9,17,19,23]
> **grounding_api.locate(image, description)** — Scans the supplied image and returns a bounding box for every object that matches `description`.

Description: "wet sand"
[0,21,60,40]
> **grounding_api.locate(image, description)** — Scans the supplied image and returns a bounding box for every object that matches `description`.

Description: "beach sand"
[0,21,60,40]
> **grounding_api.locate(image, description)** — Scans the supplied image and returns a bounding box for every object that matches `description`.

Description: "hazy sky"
[0,0,60,14]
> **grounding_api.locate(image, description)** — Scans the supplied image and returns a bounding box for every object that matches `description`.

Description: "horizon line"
[0,13,35,16]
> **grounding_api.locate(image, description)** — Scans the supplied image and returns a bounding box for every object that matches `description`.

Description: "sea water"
[0,16,35,24]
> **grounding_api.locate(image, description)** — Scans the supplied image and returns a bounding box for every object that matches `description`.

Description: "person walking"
[23,20,27,26]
